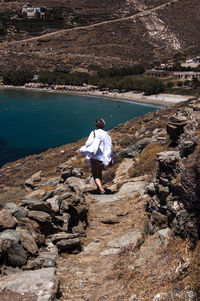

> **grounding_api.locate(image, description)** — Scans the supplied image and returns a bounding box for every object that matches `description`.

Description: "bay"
[0,88,161,167]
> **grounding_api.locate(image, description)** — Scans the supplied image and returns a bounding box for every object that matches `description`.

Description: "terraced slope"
[0,0,199,71]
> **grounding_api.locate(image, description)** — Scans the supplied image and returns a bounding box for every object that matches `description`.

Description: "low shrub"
[128,143,165,178]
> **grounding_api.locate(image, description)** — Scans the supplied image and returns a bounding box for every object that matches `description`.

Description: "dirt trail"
[57,191,147,301]
[0,0,179,47]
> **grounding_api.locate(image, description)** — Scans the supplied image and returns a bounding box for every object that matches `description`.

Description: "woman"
[81,118,113,194]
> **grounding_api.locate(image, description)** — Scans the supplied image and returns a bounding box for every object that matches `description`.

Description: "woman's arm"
[85,131,94,147]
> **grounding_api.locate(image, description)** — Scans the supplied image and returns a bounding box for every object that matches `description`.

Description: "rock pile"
[146,101,200,242]
[0,164,88,271]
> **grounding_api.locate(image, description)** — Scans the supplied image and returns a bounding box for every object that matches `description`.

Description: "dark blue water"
[0,88,161,167]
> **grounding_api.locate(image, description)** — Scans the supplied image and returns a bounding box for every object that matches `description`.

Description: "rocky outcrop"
[0,164,88,272]
[0,267,59,301]
[146,100,200,242]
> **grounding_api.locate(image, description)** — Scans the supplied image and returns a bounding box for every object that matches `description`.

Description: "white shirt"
[85,129,113,166]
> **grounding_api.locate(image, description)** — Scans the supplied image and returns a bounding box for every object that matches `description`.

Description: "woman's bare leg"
[94,178,105,194]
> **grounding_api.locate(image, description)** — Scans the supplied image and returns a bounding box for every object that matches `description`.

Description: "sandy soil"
[1,85,192,107]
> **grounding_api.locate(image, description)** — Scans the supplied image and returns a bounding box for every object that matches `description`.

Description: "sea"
[0,88,161,167]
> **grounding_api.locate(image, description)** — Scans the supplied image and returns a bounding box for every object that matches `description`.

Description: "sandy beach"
[1,85,192,107]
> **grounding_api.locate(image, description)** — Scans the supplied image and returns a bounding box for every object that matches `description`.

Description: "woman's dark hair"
[95,118,106,129]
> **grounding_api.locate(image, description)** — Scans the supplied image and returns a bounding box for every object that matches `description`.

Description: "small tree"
[177,81,183,87]
[167,81,174,88]
[3,70,33,85]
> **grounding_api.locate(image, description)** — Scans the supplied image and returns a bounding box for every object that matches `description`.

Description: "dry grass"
[128,143,165,178]
[109,237,193,300]
[189,242,200,298]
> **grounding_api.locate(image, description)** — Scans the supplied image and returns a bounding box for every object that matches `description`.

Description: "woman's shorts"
[90,158,104,179]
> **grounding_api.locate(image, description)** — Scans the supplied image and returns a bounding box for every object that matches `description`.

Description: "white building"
[174,71,200,81]
[22,6,45,19]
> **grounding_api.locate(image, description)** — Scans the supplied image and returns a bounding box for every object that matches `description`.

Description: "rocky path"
[57,189,147,301]
[0,0,179,47]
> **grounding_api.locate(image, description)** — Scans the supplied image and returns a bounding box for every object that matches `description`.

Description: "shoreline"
[1,85,191,107]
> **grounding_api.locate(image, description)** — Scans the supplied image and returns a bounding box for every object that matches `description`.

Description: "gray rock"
[108,231,142,249]
[6,242,27,267]
[4,203,28,220]
[122,138,151,158]
[139,229,171,260]
[31,171,43,182]
[46,196,61,213]
[25,171,43,189]
[66,177,86,193]
[157,151,180,167]
[51,232,79,244]
[53,184,71,195]
[170,114,187,123]
[180,139,197,157]
[100,248,120,256]
[25,189,46,200]
[55,213,71,232]
[20,199,41,206]
[4,202,19,214]
[158,228,171,244]
[17,228,38,255]
[0,267,59,301]
[0,209,16,230]
[23,257,44,270]
[60,199,69,212]
[28,210,52,223]
[27,202,54,216]
[40,177,60,187]
[156,184,169,203]
[56,238,81,252]
[0,230,20,243]
[119,181,147,195]
[57,163,83,182]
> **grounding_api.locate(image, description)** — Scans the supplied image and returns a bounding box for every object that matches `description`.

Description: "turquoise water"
[0,88,161,167]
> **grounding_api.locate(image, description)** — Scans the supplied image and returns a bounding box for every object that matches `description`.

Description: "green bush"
[167,81,174,88]
[177,81,183,87]
[142,78,164,95]
[2,70,34,85]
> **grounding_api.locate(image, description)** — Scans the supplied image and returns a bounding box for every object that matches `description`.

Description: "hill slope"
[0,0,200,72]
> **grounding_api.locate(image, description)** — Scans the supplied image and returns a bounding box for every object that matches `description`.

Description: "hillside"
[0,98,200,300]
[0,0,200,72]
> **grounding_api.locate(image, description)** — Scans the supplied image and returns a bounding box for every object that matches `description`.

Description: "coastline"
[1,85,191,107]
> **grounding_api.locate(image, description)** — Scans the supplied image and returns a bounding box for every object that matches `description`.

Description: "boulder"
[25,171,43,189]
[55,213,70,232]
[167,114,187,141]
[20,199,41,206]
[118,181,147,195]
[28,210,52,223]
[65,177,86,193]
[27,202,55,217]
[17,218,40,239]
[56,238,81,252]
[17,228,38,255]
[179,139,197,157]
[4,203,27,220]
[57,163,83,182]
[107,231,142,249]
[25,189,46,200]
[0,267,59,301]
[40,177,60,187]
[46,196,61,213]
[0,209,16,230]
[6,242,27,267]
[51,232,79,244]
[0,229,20,243]
[122,138,151,158]
[53,184,71,196]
